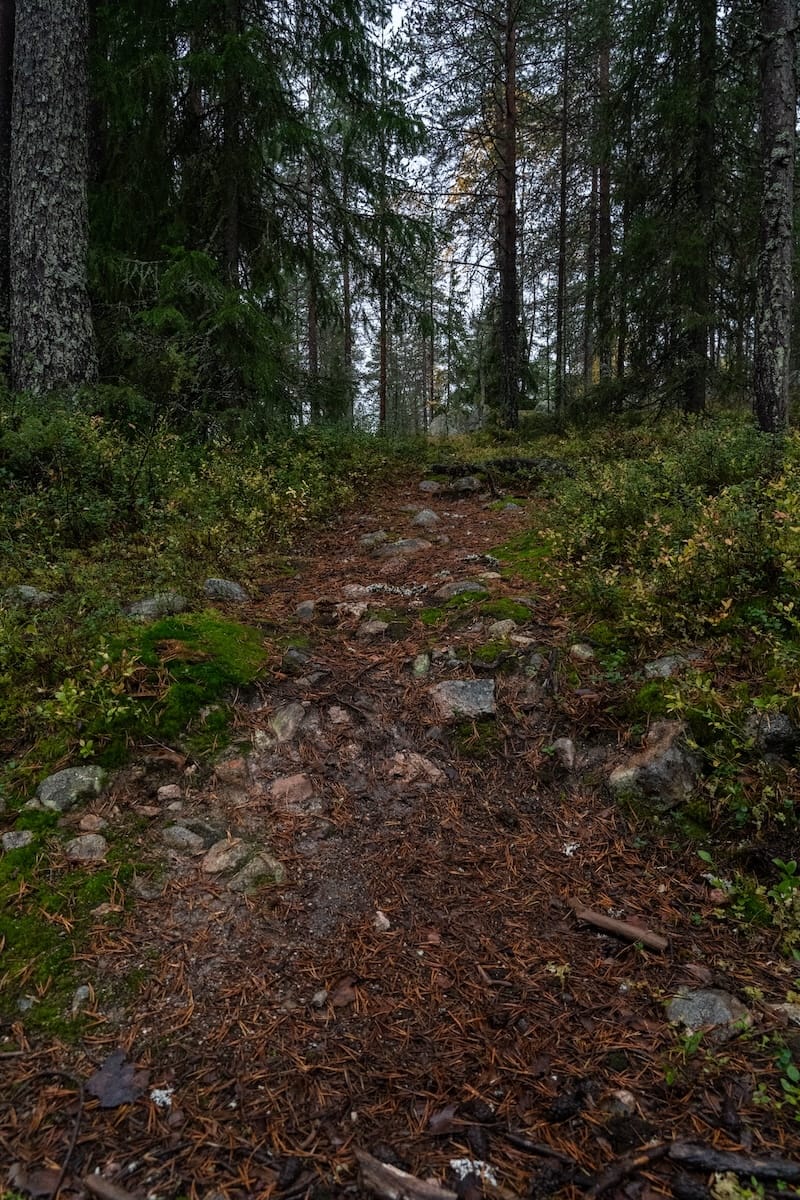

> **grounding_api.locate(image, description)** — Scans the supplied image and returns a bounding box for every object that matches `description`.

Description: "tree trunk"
[496,0,519,429]
[222,0,241,287]
[0,0,13,336]
[583,163,597,390]
[596,22,612,381]
[555,0,570,421]
[11,0,97,393]
[684,0,716,414]
[754,0,796,433]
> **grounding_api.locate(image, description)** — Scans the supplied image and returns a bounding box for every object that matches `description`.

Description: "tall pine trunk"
[754,0,796,433]
[0,0,13,336]
[11,0,96,392]
[684,0,716,414]
[222,0,241,287]
[555,0,570,420]
[496,0,519,429]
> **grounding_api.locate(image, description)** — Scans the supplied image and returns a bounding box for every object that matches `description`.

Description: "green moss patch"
[451,718,502,760]
[479,597,532,623]
[492,531,554,582]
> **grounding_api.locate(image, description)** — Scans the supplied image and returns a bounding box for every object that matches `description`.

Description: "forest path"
[4,473,798,1200]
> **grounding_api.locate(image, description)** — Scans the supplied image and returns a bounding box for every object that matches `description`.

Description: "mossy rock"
[618,680,670,721]
[479,597,531,623]
[451,718,502,760]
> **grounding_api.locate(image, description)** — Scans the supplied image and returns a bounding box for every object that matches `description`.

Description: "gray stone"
[295,600,315,621]
[29,766,108,813]
[2,584,54,609]
[643,655,688,680]
[227,851,285,892]
[433,580,488,601]
[744,710,800,759]
[608,720,700,805]
[503,502,523,512]
[373,538,433,559]
[79,813,107,832]
[2,830,34,852]
[162,825,206,855]
[71,985,92,1015]
[666,988,751,1041]
[270,701,306,744]
[64,833,108,863]
[359,619,389,637]
[411,508,440,528]
[418,480,442,493]
[342,583,371,599]
[157,784,182,803]
[451,475,482,493]
[412,652,431,678]
[552,737,577,771]
[488,619,517,639]
[524,652,547,676]
[283,647,311,671]
[569,642,596,663]
[203,577,249,602]
[771,1002,800,1026]
[430,679,496,720]
[270,773,316,810]
[127,591,187,621]
[214,756,249,786]
[359,529,389,549]
[202,838,251,875]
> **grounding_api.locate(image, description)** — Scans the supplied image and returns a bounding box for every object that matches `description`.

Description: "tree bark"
[11,0,97,392]
[496,0,519,429]
[0,0,13,335]
[684,0,716,414]
[754,0,796,433]
[555,0,570,421]
[596,21,612,381]
[222,0,241,287]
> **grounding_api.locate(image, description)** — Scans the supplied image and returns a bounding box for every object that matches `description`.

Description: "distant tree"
[11,0,97,392]
[0,0,13,338]
[754,0,796,433]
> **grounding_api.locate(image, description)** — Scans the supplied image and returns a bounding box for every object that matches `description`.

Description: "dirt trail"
[3,476,799,1200]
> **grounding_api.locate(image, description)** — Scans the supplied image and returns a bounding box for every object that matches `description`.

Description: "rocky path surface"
[4,476,800,1200]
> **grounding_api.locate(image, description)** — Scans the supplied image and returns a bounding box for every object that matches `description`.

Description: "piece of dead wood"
[668,1143,800,1183]
[588,1143,670,1197]
[82,1176,144,1200]
[500,1130,577,1166]
[354,1148,457,1200]
[566,898,669,952]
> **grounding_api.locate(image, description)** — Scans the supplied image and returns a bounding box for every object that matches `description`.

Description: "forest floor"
[2,470,800,1200]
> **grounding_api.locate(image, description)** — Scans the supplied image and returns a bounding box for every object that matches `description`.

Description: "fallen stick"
[668,1143,800,1183]
[354,1148,458,1200]
[500,1130,578,1166]
[587,1144,670,1197]
[566,898,669,952]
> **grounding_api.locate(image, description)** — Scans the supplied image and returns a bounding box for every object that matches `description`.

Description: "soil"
[3,477,800,1200]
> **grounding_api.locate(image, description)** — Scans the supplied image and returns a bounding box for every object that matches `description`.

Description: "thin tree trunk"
[754,0,796,432]
[222,0,241,287]
[596,21,612,381]
[0,0,13,335]
[684,0,716,413]
[583,162,598,389]
[496,0,519,429]
[555,0,570,421]
[11,0,97,393]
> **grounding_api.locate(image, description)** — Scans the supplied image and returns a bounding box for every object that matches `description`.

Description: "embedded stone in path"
[202,838,251,875]
[488,618,516,639]
[161,825,207,855]
[608,720,700,805]
[551,737,577,772]
[412,652,431,678]
[373,538,433,559]
[203,577,249,602]
[385,750,445,786]
[2,830,34,852]
[295,600,315,621]
[2,584,54,609]
[451,475,482,493]
[270,773,316,811]
[418,480,442,494]
[434,579,488,601]
[65,833,108,863]
[430,679,496,720]
[411,508,440,528]
[359,530,389,549]
[270,701,306,744]
[228,851,285,892]
[27,766,108,813]
[359,619,389,638]
[666,988,751,1042]
[342,584,371,599]
[643,654,688,680]
[126,591,187,621]
[569,642,595,663]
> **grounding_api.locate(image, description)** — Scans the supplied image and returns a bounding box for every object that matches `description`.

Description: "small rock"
[569,642,595,663]
[488,619,517,639]
[608,720,700,805]
[412,652,431,678]
[71,985,92,1015]
[126,591,187,621]
[771,1002,800,1026]
[433,580,487,601]
[643,654,688,680]
[373,538,433,559]
[203,577,249,602]
[162,825,206,854]
[430,679,496,720]
[270,702,306,743]
[359,619,389,638]
[744,710,800,759]
[132,874,165,899]
[64,833,108,863]
[215,756,249,786]
[270,773,316,810]
[374,910,391,932]
[552,737,577,771]
[418,480,442,493]
[2,830,34,852]
[666,988,752,1041]
[342,584,371,599]
[311,989,329,1007]
[411,509,440,528]
[431,646,457,662]
[503,502,522,511]
[385,750,446,786]
[451,475,482,493]
[228,851,285,892]
[29,765,107,813]
[295,600,315,621]
[202,838,251,875]
[157,784,182,803]
[328,705,351,726]
[337,600,369,619]
[79,813,108,832]
[3,584,54,609]
[524,651,547,675]
[359,530,389,549]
